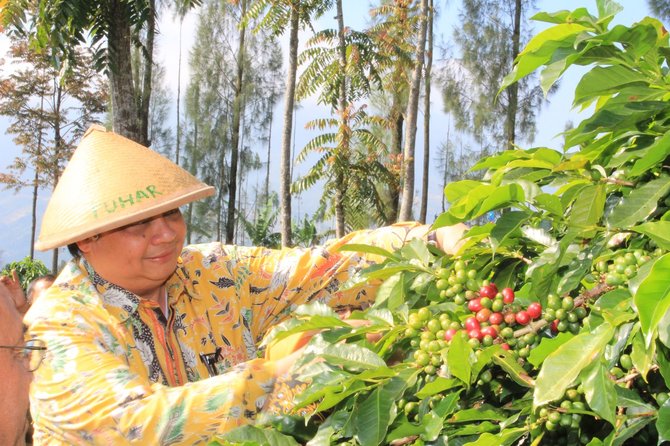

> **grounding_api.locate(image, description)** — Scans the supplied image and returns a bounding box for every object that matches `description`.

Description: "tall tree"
[646,0,670,22]
[440,0,545,153]
[147,63,175,159]
[0,39,107,269]
[398,0,429,222]
[333,0,347,237]
[185,0,281,242]
[278,0,300,246]
[173,0,194,166]
[419,0,434,223]
[368,0,417,224]
[293,105,393,231]
[3,0,202,145]
[226,0,248,244]
[295,1,389,235]
[247,0,333,246]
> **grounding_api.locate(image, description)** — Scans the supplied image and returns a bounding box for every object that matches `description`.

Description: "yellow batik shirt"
[25,223,424,445]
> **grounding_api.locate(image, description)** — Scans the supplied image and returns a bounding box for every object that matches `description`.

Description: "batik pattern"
[25,223,422,444]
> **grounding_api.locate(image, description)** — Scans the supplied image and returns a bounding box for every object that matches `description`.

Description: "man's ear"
[76,237,95,254]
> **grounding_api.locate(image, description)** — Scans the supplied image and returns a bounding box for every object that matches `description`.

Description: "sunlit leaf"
[461,428,527,446]
[631,329,654,380]
[568,184,606,231]
[633,253,670,347]
[492,349,534,388]
[607,175,670,229]
[574,65,648,106]
[447,333,473,386]
[490,211,529,254]
[534,323,614,406]
[658,399,670,443]
[631,221,670,250]
[354,376,407,446]
[528,332,574,367]
[581,361,617,425]
[629,132,670,177]
[216,425,300,446]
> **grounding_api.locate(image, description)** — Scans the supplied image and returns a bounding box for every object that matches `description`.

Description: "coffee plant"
[211,2,670,445]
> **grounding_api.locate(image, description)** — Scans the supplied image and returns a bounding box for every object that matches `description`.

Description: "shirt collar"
[81,258,140,322]
[80,255,198,323]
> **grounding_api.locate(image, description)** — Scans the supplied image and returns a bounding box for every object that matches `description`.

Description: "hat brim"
[35,184,214,251]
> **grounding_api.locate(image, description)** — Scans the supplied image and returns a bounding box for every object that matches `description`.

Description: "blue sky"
[0,0,655,269]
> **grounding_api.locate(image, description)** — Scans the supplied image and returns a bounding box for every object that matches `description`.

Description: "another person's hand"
[273,345,310,377]
[0,270,29,314]
[433,223,468,255]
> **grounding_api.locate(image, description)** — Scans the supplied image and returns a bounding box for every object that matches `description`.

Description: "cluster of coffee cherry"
[593,249,657,286]
[534,387,591,445]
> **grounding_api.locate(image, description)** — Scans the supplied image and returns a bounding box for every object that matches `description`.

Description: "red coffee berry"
[464,317,480,331]
[501,287,515,304]
[515,311,531,326]
[468,298,483,313]
[479,285,497,299]
[527,302,542,319]
[476,308,492,323]
[444,328,458,341]
[488,312,503,325]
[468,329,483,340]
[481,326,498,338]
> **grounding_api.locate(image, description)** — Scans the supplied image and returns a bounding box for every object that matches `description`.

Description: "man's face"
[0,286,31,446]
[77,209,186,300]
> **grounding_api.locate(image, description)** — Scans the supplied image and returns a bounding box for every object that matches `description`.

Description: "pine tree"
[0,38,107,268]
[440,0,545,153]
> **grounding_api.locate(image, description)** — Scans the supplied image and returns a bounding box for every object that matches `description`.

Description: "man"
[26,275,55,306]
[0,271,56,314]
[0,282,45,446]
[26,125,466,444]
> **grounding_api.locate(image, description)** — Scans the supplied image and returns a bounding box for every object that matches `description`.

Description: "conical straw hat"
[36,125,215,251]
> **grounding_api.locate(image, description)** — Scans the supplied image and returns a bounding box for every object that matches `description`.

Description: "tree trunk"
[30,94,46,261]
[30,169,38,260]
[176,17,183,165]
[108,0,141,143]
[279,0,300,247]
[506,0,522,150]
[225,0,247,244]
[442,119,451,213]
[265,104,272,202]
[419,0,433,224]
[186,117,198,245]
[398,0,428,222]
[334,0,347,238]
[388,94,403,224]
[50,85,65,272]
[138,0,155,147]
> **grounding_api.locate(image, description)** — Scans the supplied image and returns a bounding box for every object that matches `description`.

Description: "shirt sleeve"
[28,307,278,445]
[192,222,428,342]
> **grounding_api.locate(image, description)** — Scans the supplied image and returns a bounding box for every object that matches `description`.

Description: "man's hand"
[0,270,29,314]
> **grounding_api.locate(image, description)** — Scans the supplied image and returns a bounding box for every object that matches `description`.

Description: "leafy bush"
[212,2,670,445]
[1,256,50,291]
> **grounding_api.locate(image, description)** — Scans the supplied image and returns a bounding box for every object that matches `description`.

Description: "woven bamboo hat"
[36,125,215,251]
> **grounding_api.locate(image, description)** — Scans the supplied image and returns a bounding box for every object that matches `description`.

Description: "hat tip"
[84,124,108,138]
